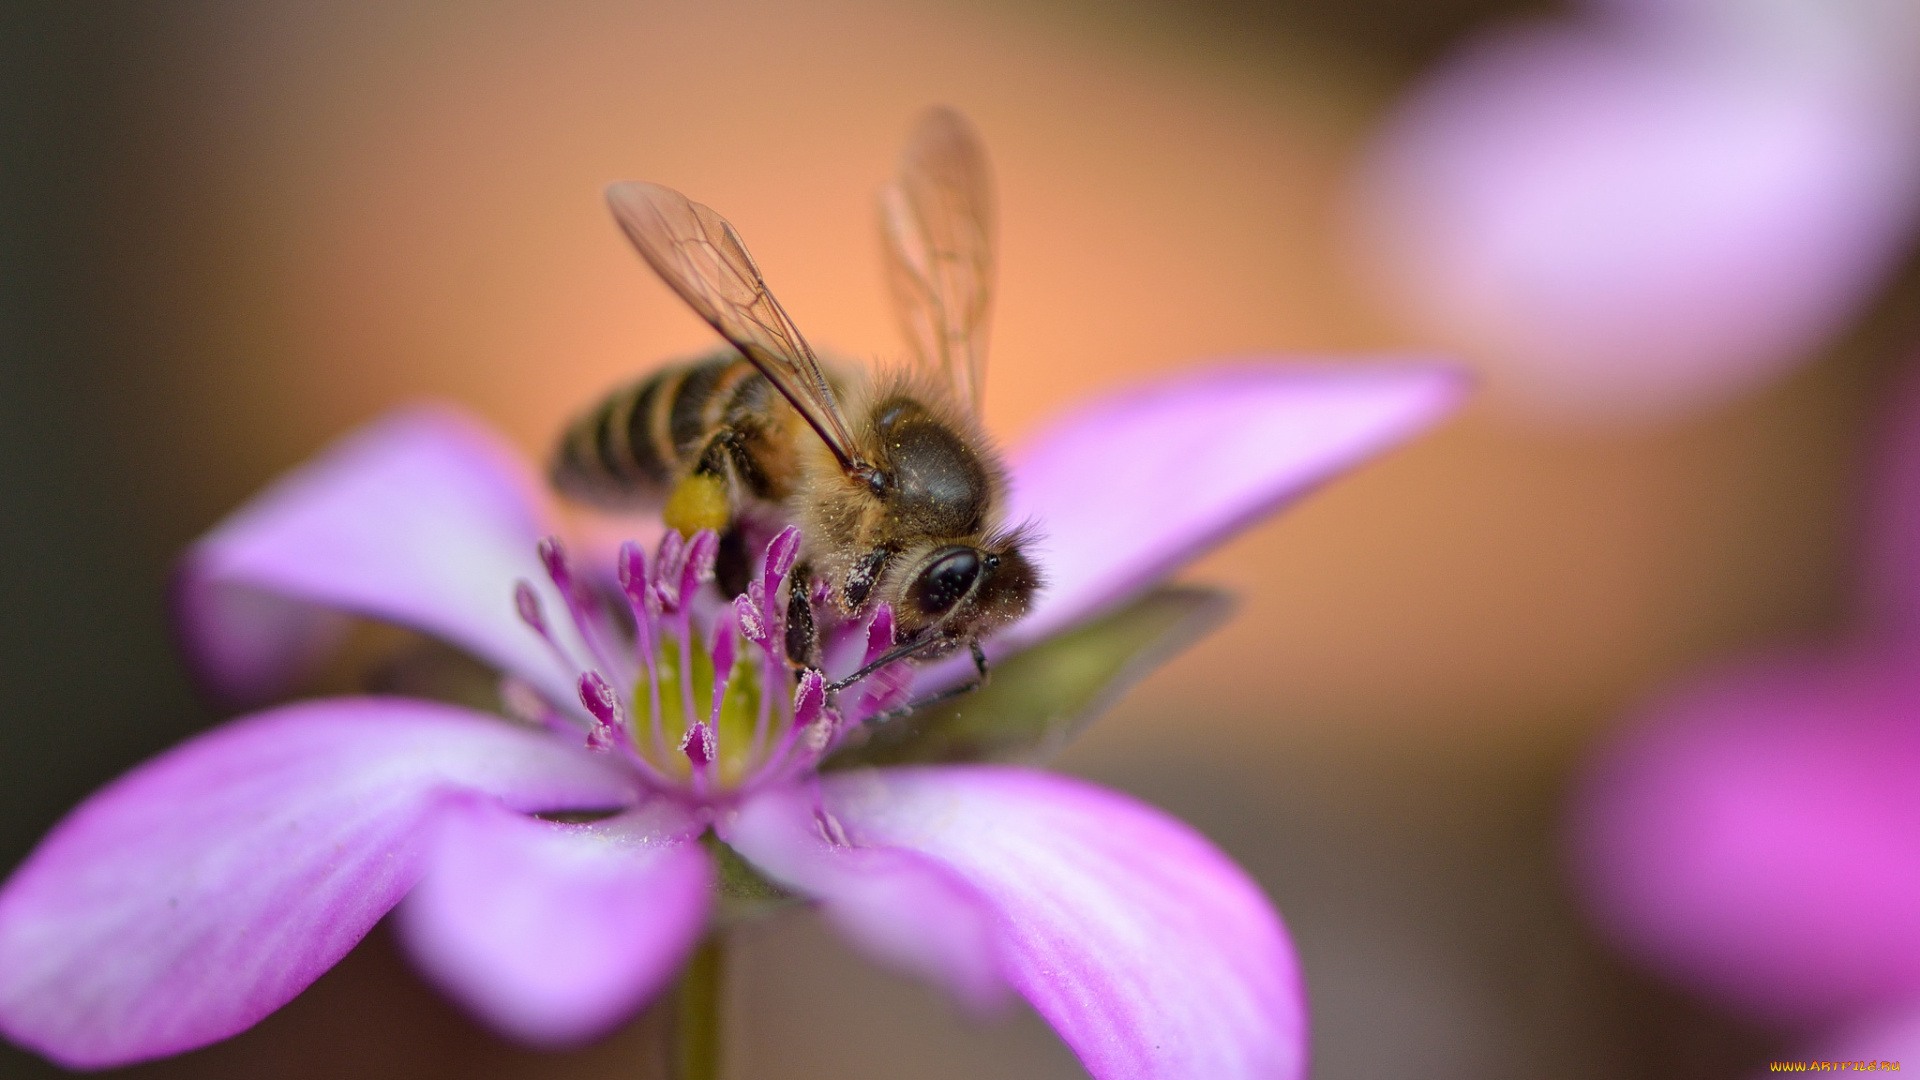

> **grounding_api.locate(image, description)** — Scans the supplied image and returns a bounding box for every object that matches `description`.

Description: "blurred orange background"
[5,0,1916,1076]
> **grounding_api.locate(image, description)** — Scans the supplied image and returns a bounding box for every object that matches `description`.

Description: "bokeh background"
[5,0,1919,1076]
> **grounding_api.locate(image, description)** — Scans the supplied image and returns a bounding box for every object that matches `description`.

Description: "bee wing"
[607,181,863,471]
[879,106,996,416]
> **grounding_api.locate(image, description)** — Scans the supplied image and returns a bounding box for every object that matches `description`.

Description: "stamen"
[746,531,799,762]
[707,612,737,730]
[656,531,687,610]
[793,668,826,728]
[539,536,626,682]
[514,580,549,635]
[498,676,551,724]
[762,525,801,593]
[680,720,716,767]
[618,541,658,617]
[619,541,660,661]
[514,579,580,675]
[578,670,619,724]
[734,591,767,645]
[792,668,835,753]
[863,605,896,662]
[515,525,870,799]
[617,541,669,761]
[679,529,719,606]
[537,537,578,602]
[850,605,913,716]
[578,671,623,753]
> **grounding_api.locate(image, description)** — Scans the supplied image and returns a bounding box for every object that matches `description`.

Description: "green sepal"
[824,585,1233,770]
[702,833,801,924]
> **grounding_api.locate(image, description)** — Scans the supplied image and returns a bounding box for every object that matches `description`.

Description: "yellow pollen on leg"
[663,473,730,537]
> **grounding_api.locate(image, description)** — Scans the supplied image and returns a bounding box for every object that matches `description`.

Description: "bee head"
[901,532,1041,641]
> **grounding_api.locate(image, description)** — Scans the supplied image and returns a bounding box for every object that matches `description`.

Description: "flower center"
[512,525,845,802]
[633,619,761,787]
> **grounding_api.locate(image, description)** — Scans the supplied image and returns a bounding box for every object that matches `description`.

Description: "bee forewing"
[607,180,862,470]
[879,106,996,416]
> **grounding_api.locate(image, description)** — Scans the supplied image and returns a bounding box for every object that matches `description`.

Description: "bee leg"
[867,646,988,723]
[841,547,894,612]
[784,567,819,670]
[714,527,752,598]
[665,429,758,538]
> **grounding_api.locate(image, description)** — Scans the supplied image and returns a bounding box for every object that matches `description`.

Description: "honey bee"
[551,108,1040,683]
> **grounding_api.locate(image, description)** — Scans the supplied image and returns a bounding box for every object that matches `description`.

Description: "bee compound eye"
[910,547,982,616]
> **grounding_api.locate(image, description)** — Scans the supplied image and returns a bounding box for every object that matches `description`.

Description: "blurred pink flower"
[0,363,1461,1076]
[1569,362,1920,1054]
[1353,0,1920,422]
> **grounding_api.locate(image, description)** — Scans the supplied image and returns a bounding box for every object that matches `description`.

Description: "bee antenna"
[825,633,947,694]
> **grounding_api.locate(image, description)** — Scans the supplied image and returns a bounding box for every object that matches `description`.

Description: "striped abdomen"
[549,350,797,511]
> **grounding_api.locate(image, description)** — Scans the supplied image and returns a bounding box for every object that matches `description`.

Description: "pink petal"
[1784,1002,1920,1075]
[395,797,711,1047]
[1858,361,1920,635]
[723,785,1007,1013]
[1003,362,1462,645]
[1569,648,1920,1026]
[817,766,1305,1080]
[174,406,581,709]
[0,698,634,1068]
[1353,20,1920,422]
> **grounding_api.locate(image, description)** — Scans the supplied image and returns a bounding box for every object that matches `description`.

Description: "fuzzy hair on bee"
[790,365,1040,647]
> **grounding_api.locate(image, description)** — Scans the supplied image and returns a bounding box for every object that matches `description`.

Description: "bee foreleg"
[867,649,988,724]
[783,567,819,670]
[841,547,894,612]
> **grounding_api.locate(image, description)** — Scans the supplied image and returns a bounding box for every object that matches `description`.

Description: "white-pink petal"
[396,797,712,1047]
[1353,19,1920,422]
[0,698,635,1069]
[723,785,1007,1013]
[1003,362,1463,645]
[174,406,584,710]
[821,766,1306,1080]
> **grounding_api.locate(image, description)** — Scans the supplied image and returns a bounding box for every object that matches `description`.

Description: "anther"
[578,671,622,753]
[792,668,829,737]
[514,581,549,634]
[734,592,767,646]
[709,612,736,681]
[679,721,716,767]
[656,531,687,609]
[537,536,576,598]
[680,529,719,601]
[863,605,896,663]
[617,540,647,597]
[763,525,801,584]
[578,671,619,725]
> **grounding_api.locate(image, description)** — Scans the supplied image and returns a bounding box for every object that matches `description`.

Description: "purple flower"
[0,362,1461,1076]
[1568,362,1920,1052]
[1352,0,1920,422]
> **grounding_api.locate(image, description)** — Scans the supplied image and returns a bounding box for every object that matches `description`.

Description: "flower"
[1568,361,1920,1053]
[0,362,1462,1077]
[1351,0,1920,423]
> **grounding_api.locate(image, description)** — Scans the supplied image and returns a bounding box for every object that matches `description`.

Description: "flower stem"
[674,934,725,1080]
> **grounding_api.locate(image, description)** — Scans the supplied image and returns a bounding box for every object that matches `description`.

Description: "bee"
[551,108,1040,684]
